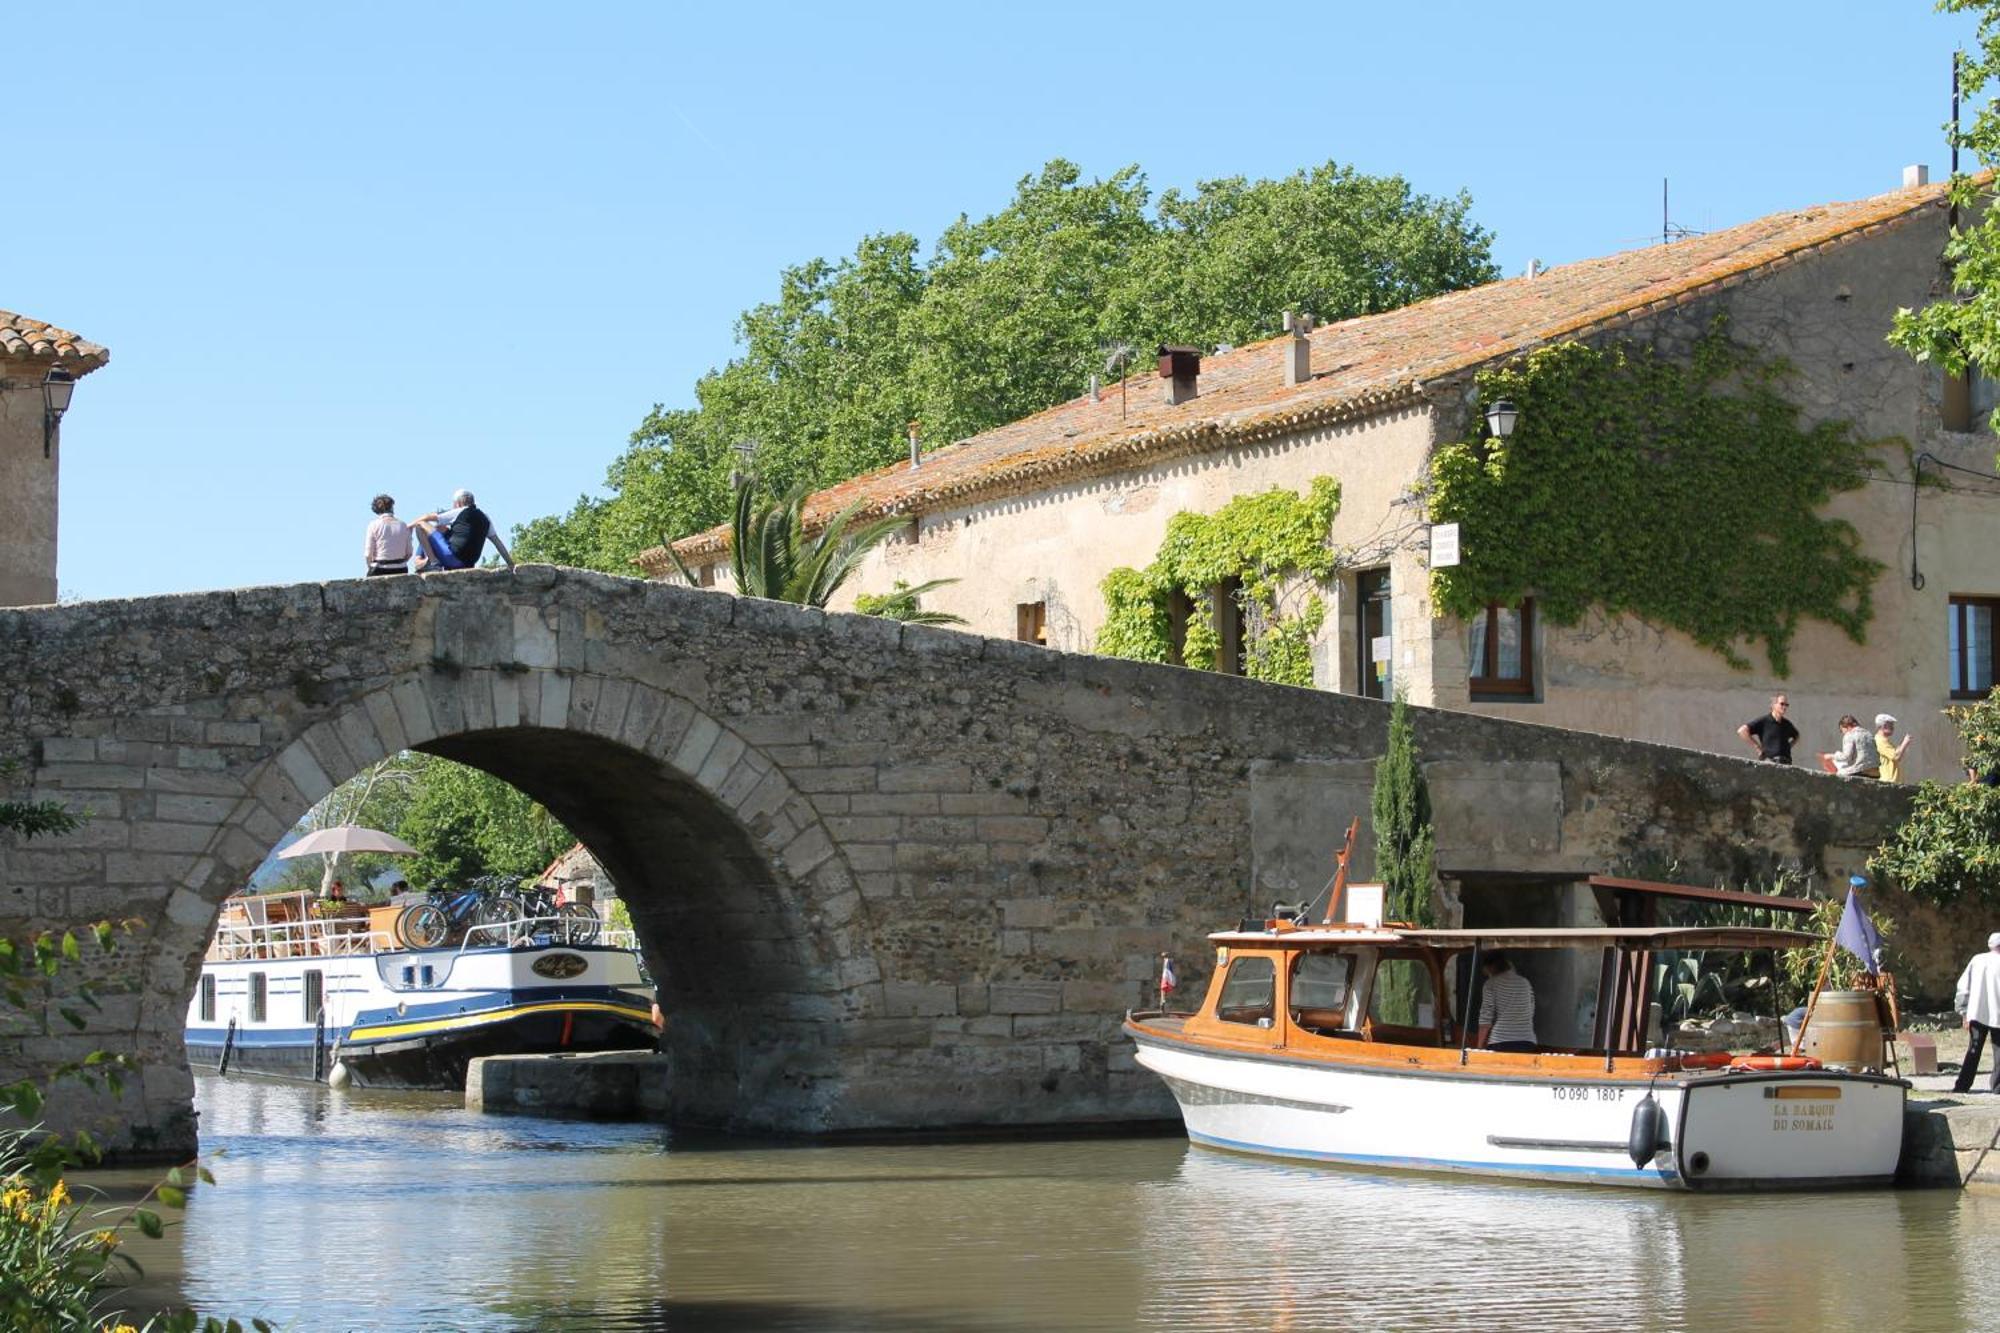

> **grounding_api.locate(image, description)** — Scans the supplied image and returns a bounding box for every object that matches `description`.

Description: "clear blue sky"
[15,1,1983,601]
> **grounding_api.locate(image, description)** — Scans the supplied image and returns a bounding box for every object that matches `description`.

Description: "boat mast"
[1318,817,1361,924]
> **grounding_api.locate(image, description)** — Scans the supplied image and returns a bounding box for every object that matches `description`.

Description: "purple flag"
[1833,889,1884,974]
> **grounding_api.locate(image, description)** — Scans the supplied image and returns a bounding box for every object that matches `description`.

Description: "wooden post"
[1790,932,1840,1058]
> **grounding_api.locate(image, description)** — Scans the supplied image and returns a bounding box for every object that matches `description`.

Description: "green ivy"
[1427,318,1886,676]
[1095,479,1341,687]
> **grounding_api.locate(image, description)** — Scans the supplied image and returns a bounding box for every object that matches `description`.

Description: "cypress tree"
[1372,692,1436,926]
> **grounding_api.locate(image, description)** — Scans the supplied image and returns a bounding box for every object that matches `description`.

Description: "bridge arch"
[143,666,881,1139]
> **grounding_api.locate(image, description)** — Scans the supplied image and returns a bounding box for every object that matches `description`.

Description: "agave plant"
[854,579,967,626]
[670,475,906,609]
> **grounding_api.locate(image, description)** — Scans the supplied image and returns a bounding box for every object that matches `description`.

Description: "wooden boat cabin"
[1173,922,1820,1077]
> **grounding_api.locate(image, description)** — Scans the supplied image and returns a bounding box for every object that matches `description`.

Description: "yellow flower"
[93,1229,119,1250]
[0,1184,31,1218]
[45,1179,69,1210]
[102,1324,139,1333]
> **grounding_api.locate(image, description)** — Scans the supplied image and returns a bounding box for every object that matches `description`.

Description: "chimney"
[1525,258,1544,279]
[1904,163,1931,188]
[1090,374,1101,402]
[907,421,921,469]
[1282,311,1314,386]
[1158,344,1201,405]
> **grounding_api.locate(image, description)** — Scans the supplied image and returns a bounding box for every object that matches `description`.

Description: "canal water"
[92,1075,2000,1331]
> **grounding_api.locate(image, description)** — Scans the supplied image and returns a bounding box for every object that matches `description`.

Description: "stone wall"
[0,366,63,608]
[0,568,1923,1159]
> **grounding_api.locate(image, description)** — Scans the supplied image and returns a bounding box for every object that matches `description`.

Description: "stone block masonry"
[0,567,1915,1160]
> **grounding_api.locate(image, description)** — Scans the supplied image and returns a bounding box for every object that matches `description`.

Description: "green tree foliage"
[1890,1,2000,442]
[1372,693,1436,927]
[1871,687,2000,905]
[513,159,1497,572]
[852,579,967,626]
[1427,321,1884,676]
[395,756,572,890]
[1096,479,1342,687]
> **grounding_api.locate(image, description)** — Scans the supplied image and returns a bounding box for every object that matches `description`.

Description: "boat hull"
[188,1005,657,1089]
[186,942,656,1091]
[1129,1027,1905,1191]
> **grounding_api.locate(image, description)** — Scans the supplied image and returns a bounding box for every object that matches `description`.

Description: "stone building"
[0,311,107,608]
[645,173,1996,784]
[539,841,621,914]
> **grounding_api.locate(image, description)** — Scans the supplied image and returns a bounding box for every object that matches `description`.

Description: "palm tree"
[855,578,967,626]
[670,474,907,609]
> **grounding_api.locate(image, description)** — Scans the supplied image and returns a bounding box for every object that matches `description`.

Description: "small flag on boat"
[1159,955,1177,998]
[1834,880,1885,975]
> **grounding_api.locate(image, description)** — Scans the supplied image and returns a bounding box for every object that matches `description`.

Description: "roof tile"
[0,309,108,370]
[644,178,1951,570]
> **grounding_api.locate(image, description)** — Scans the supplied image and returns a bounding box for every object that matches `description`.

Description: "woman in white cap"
[1875,714,1912,783]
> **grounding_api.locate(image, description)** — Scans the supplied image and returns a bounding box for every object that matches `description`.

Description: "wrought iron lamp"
[1484,398,1519,440]
[42,367,76,460]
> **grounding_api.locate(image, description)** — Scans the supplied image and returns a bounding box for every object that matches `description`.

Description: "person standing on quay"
[1954,933,2000,1094]
[1875,714,1912,783]
[1737,694,1799,765]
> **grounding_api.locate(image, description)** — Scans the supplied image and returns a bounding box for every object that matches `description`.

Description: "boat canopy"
[1206,925,1818,951]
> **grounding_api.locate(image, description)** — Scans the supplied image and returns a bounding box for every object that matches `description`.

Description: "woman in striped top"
[1474,951,1537,1053]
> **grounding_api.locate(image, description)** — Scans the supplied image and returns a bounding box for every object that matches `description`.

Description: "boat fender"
[1627,1094,1665,1169]
[328,1061,352,1090]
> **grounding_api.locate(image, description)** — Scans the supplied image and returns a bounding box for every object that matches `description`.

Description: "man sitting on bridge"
[412,489,514,572]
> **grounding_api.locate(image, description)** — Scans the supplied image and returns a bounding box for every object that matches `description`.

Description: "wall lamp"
[1484,398,1519,440]
[42,367,75,460]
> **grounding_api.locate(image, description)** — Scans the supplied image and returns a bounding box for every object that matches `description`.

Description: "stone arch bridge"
[0,568,1913,1158]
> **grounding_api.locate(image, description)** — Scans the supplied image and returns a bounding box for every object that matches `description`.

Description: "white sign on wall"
[1370,635,1392,663]
[1430,521,1461,568]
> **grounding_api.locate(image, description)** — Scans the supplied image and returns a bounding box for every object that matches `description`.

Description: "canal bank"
[1901,1076,2000,1190]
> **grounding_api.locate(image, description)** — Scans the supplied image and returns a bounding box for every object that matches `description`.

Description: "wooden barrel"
[1802,990,1886,1071]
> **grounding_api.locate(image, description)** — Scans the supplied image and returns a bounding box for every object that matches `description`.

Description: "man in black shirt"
[1737,693,1800,764]
[413,489,514,571]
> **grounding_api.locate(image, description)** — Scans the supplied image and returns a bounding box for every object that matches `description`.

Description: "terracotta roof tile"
[0,310,108,371]
[642,178,1951,571]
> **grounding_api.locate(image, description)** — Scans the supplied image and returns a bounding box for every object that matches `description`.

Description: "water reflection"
[94,1077,1995,1331]
[1140,1151,1987,1331]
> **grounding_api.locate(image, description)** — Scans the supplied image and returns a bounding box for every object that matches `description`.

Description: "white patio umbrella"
[276,825,420,859]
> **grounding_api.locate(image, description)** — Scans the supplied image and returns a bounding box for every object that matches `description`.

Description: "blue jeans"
[425,531,467,570]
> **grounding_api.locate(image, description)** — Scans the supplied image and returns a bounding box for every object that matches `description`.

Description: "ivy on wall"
[1426,318,1886,676]
[1096,478,1341,687]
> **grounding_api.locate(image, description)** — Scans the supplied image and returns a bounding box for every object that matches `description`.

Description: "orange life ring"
[1728,1055,1822,1071]
[1671,1052,1733,1069]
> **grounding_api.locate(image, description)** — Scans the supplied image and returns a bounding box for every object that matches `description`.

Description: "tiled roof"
[0,310,108,371]
[641,177,1952,571]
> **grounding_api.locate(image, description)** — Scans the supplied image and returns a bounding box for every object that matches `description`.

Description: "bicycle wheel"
[398,904,448,950]
[556,902,600,945]
[473,894,523,946]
